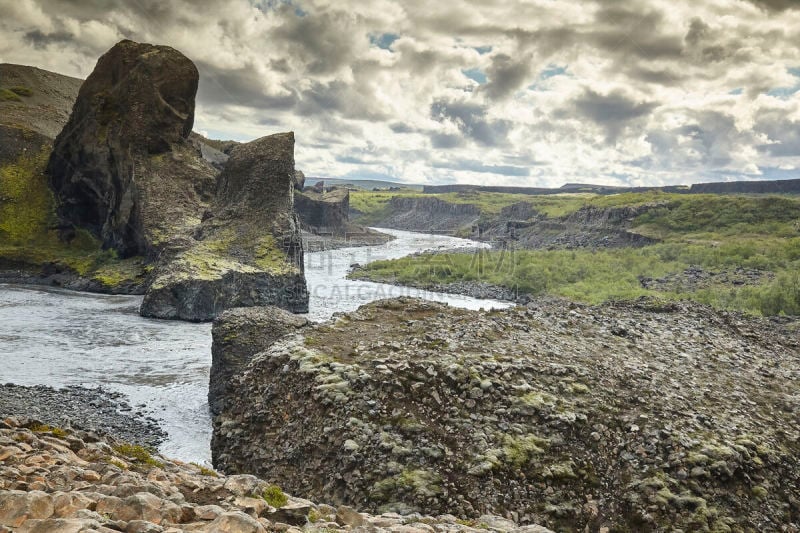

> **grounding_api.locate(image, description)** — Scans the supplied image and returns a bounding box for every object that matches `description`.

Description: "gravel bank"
[0,384,166,447]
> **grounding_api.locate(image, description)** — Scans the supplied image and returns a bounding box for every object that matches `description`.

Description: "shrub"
[262,485,288,508]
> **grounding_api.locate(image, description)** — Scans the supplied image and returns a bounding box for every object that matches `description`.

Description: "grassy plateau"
[352,191,800,316]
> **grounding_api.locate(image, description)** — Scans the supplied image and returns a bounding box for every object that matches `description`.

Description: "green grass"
[112,443,164,469]
[0,88,22,102]
[353,192,800,316]
[0,143,147,285]
[262,485,288,507]
[8,86,33,97]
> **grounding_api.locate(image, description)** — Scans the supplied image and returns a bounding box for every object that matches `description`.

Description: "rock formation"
[209,306,308,416]
[294,188,350,232]
[211,297,800,530]
[0,417,545,532]
[47,40,216,258]
[12,39,311,320]
[140,132,309,320]
[293,170,305,191]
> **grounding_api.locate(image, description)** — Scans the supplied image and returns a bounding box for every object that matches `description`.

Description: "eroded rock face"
[211,297,800,530]
[294,188,349,232]
[140,133,309,321]
[47,39,216,257]
[209,306,308,415]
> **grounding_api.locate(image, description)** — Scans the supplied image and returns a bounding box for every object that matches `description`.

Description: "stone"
[267,501,312,526]
[335,505,367,527]
[292,170,305,191]
[209,306,308,415]
[126,520,165,533]
[203,512,266,533]
[47,39,216,257]
[222,475,263,497]
[0,490,54,526]
[139,132,309,321]
[15,518,101,533]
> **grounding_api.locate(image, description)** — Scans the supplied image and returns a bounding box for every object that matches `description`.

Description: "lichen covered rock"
[211,297,800,530]
[140,133,309,321]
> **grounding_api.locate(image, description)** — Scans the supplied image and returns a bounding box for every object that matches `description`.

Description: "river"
[0,229,511,464]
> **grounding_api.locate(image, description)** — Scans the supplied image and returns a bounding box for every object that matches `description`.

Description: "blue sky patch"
[370,33,399,50]
[462,68,487,84]
[540,65,567,79]
[474,45,492,55]
[729,88,743,95]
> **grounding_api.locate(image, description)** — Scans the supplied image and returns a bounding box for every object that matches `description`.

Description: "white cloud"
[1,0,799,186]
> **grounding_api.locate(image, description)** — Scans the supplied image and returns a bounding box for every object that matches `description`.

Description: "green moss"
[262,485,289,508]
[501,434,549,467]
[751,485,769,499]
[112,443,164,469]
[371,468,443,500]
[0,88,22,102]
[190,462,218,477]
[8,86,33,97]
[29,424,68,438]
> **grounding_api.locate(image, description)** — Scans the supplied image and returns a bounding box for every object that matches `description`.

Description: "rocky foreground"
[211,297,800,531]
[0,417,549,532]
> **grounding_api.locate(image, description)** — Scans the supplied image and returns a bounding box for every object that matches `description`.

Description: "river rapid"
[0,229,511,464]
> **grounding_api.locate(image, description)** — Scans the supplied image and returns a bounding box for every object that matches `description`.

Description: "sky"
[1,0,799,187]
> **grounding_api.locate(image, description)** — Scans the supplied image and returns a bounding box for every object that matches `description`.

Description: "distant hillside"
[0,63,83,139]
[423,178,800,196]
[307,177,423,191]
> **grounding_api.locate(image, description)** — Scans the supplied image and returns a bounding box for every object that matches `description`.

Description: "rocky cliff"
[140,132,309,320]
[47,40,216,258]
[357,196,481,233]
[476,202,659,249]
[0,40,310,320]
[211,297,799,531]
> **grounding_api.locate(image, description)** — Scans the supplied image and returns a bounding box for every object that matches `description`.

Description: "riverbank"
[0,416,549,532]
[0,384,165,448]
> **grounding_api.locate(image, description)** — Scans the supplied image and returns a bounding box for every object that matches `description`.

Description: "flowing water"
[0,229,511,464]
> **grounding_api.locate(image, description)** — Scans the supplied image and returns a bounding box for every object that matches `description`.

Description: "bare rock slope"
[211,297,800,531]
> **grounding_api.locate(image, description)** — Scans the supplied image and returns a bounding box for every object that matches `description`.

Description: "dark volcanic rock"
[211,297,800,530]
[47,39,216,257]
[293,170,305,191]
[209,306,308,416]
[140,132,309,321]
[294,188,349,232]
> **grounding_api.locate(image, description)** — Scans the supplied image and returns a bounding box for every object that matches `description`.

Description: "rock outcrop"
[139,132,309,321]
[209,307,308,416]
[47,40,217,258]
[211,297,800,531]
[294,188,350,232]
[6,39,311,320]
[0,417,546,532]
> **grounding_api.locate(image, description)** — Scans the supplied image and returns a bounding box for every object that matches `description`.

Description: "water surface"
[0,229,511,463]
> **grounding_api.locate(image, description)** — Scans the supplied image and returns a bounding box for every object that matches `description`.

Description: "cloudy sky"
[1,0,799,187]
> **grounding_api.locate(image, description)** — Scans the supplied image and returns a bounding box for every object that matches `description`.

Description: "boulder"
[292,170,305,191]
[294,188,349,234]
[139,133,309,321]
[46,39,217,257]
[209,307,308,415]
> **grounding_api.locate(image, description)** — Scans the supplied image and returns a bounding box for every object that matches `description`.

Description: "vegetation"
[0,145,146,286]
[262,484,289,507]
[29,424,68,438]
[0,88,22,102]
[8,86,33,97]
[190,462,218,477]
[112,443,164,468]
[353,192,800,316]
